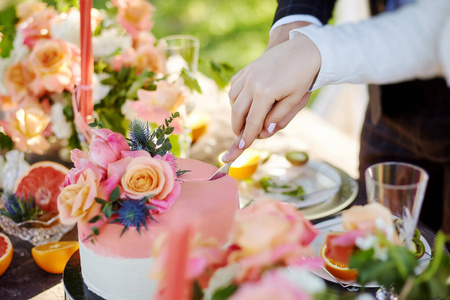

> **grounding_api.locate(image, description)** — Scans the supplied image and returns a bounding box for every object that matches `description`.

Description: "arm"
[222,0,450,163]
[294,0,450,89]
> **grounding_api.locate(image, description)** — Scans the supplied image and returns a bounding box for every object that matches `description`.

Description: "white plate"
[311,217,432,288]
[239,155,358,219]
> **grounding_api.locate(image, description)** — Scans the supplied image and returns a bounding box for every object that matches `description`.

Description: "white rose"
[279,267,326,295]
[50,9,81,46]
[51,102,72,139]
[92,73,111,104]
[93,28,132,58]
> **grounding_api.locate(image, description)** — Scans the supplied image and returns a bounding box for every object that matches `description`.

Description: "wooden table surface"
[0,78,361,300]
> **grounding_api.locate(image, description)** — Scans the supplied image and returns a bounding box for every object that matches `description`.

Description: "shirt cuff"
[270,15,323,35]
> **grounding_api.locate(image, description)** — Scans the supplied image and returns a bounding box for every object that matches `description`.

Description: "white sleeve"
[289,0,450,90]
[270,15,323,35]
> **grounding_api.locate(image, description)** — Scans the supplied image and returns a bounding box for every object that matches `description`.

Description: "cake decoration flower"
[57,114,186,240]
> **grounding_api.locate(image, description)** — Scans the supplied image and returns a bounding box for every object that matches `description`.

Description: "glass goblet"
[365,162,428,300]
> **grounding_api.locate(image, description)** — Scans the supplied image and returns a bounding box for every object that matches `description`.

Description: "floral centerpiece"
[57,115,185,241]
[150,198,330,300]
[0,0,198,157]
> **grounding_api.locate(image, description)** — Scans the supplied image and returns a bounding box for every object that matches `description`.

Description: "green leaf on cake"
[110,187,120,202]
[211,284,238,300]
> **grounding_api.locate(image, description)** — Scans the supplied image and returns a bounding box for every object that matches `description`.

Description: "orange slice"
[0,233,13,276]
[219,149,260,180]
[31,241,79,274]
[186,112,211,143]
[14,161,69,213]
[320,242,358,281]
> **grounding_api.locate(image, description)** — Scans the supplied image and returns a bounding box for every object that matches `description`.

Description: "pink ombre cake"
[77,158,239,300]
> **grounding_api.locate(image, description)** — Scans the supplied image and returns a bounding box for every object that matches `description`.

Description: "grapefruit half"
[0,233,13,276]
[13,161,69,213]
[320,242,358,281]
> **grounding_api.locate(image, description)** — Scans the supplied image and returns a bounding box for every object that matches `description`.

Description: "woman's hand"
[222,34,321,163]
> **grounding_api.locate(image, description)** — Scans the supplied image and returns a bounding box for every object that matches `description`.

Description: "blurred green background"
[149,0,277,74]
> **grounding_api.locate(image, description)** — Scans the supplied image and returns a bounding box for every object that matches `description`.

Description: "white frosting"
[79,241,158,300]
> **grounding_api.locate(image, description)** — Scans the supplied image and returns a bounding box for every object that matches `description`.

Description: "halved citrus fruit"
[219,149,260,180]
[13,161,69,213]
[186,112,211,143]
[320,242,358,281]
[31,241,79,274]
[0,233,13,276]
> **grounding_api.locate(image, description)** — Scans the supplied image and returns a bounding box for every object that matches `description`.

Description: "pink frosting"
[78,158,239,258]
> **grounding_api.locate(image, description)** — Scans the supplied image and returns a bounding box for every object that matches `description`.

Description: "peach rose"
[342,202,393,232]
[113,0,154,37]
[121,155,177,200]
[0,98,51,154]
[4,61,38,101]
[57,168,100,225]
[113,44,165,75]
[27,39,80,94]
[228,198,319,282]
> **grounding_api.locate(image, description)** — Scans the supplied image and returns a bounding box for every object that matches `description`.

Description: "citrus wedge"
[14,161,69,213]
[219,149,260,180]
[186,112,211,143]
[31,241,79,274]
[320,242,358,281]
[0,233,13,276]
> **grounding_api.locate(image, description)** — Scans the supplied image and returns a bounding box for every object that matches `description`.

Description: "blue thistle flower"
[0,193,43,223]
[112,198,156,236]
[128,119,152,151]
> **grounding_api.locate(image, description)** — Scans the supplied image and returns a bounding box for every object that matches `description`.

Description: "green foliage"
[0,5,18,58]
[207,60,235,90]
[211,284,238,300]
[0,132,13,151]
[0,193,44,223]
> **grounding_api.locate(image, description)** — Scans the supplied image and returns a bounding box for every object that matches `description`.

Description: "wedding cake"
[58,118,239,299]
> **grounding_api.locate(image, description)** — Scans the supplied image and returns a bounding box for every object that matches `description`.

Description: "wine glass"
[365,161,428,299]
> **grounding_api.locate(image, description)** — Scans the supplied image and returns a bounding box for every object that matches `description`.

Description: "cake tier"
[78,158,239,299]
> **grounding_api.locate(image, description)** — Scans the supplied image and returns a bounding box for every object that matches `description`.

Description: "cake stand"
[63,250,103,300]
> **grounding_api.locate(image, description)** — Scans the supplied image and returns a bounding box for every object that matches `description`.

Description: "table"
[0,78,405,299]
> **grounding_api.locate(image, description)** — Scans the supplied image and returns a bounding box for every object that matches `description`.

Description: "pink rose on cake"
[57,115,184,239]
[227,198,319,282]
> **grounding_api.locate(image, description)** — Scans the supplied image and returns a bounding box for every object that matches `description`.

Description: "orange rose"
[27,39,80,94]
[0,98,51,154]
[16,1,47,20]
[4,61,38,102]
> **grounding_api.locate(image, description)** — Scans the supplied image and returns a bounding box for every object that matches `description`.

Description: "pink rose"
[230,271,311,300]
[122,100,183,135]
[57,168,100,225]
[113,44,165,74]
[27,39,80,94]
[228,198,319,282]
[61,149,105,188]
[89,128,130,169]
[112,0,154,37]
[137,81,185,112]
[0,98,51,154]
[21,7,58,47]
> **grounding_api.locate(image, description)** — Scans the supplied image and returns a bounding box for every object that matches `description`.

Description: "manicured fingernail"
[222,151,230,161]
[238,139,245,149]
[268,123,276,134]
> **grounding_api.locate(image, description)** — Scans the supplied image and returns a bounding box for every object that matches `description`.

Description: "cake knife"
[208,162,232,181]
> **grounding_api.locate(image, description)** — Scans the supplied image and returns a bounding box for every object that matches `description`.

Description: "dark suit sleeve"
[273,0,337,25]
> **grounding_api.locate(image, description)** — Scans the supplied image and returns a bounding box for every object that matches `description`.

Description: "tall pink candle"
[79,0,93,120]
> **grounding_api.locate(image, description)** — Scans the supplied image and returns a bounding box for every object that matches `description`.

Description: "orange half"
[320,242,358,281]
[32,241,79,274]
[0,233,13,276]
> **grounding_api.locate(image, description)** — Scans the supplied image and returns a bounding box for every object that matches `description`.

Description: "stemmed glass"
[365,161,429,299]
